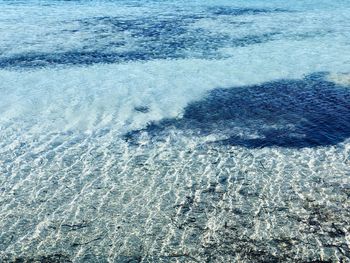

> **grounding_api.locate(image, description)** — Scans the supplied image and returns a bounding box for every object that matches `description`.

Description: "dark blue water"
[126,73,350,148]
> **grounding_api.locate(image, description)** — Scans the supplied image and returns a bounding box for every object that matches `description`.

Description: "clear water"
[0,0,350,262]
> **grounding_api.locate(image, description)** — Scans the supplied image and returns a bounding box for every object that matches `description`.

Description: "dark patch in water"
[209,7,289,16]
[231,32,280,47]
[125,73,350,148]
[0,50,153,68]
[0,32,279,68]
[0,13,283,69]
[134,106,150,113]
[1,254,72,263]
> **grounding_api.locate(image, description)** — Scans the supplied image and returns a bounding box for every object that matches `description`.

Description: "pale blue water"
[0,1,350,262]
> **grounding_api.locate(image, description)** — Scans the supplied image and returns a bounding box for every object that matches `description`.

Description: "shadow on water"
[209,6,289,16]
[125,73,350,148]
[0,7,290,69]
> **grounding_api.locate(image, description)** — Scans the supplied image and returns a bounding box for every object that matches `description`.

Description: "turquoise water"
[0,1,350,262]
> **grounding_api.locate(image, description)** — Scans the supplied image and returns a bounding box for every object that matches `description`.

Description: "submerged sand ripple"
[0,130,349,262]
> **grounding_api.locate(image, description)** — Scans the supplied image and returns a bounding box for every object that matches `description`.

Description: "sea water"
[0,0,350,262]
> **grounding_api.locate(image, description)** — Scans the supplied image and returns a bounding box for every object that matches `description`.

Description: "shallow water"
[0,0,350,262]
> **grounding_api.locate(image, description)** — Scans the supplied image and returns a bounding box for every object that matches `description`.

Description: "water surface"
[0,0,350,262]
